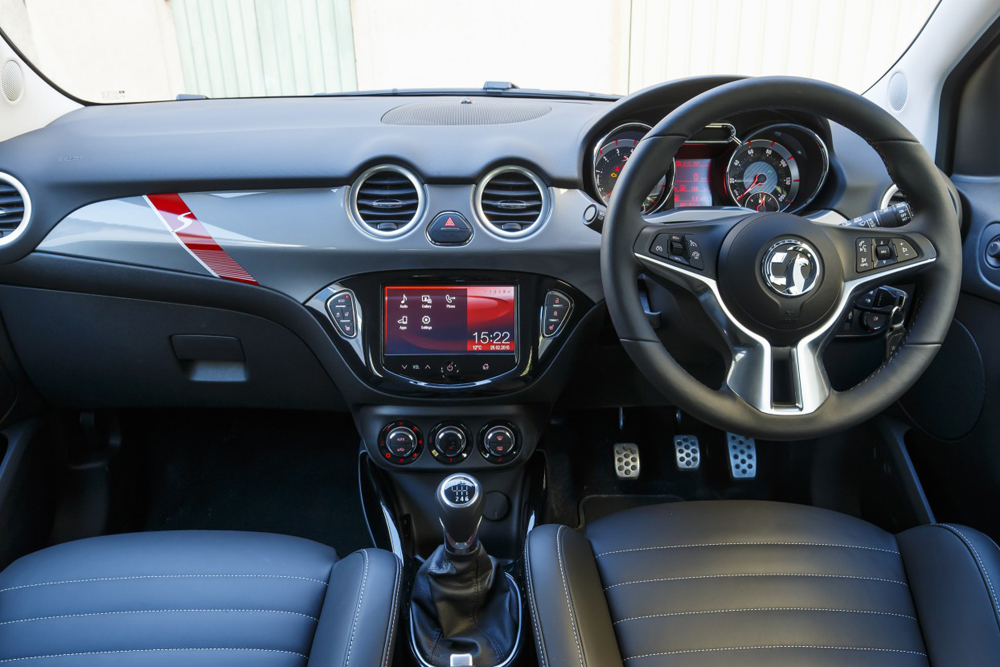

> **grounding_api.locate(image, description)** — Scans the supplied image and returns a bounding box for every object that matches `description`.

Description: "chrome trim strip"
[880,184,902,210]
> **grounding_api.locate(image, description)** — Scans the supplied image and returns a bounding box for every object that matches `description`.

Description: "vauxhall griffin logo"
[762,238,821,297]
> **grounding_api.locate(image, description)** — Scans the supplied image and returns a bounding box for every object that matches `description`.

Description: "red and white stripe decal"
[145,193,258,285]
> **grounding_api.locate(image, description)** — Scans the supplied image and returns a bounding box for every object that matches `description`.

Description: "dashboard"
[0,76,906,472]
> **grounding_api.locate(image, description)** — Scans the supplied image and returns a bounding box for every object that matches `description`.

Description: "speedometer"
[726,139,800,212]
[593,123,671,214]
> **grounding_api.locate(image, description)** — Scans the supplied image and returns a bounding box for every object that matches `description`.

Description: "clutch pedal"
[613,443,640,480]
[673,435,701,471]
[726,433,757,480]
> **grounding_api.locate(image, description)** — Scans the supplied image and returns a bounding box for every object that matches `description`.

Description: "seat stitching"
[0,573,328,594]
[0,648,309,663]
[595,542,899,557]
[936,524,1000,630]
[344,550,370,667]
[623,645,927,661]
[0,608,319,625]
[556,525,585,667]
[613,607,917,625]
[524,529,549,667]
[380,555,402,667]
[604,572,907,591]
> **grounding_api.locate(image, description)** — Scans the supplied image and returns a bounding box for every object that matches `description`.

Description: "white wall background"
[0,0,938,102]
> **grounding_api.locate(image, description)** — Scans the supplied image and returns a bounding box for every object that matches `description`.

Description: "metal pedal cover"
[727,433,757,479]
[673,435,701,471]
[613,443,640,480]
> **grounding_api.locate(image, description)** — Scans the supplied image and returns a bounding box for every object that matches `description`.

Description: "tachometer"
[726,139,800,211]
[593,123,671,214]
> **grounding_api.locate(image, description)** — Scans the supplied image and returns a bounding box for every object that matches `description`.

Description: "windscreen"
[3,0,938,103]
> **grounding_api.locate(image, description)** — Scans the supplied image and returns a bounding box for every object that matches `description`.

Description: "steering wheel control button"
[542,290,573,338]
[378,421,424,465]
[857,236,919,273]
[856,238,874,272]
[429,421,471,464]
[761,239,821,297]
[326,290,359,338]
[613,442,640,480]
[650,233,705,270]
[426,212,473,245]
[479,422,520,464]
[673,435,701,471]
[727,433,757,480]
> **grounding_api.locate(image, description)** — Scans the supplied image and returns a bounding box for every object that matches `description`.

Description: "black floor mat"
[116,410,373,556]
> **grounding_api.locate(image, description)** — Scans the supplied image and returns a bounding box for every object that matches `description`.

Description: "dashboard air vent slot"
[350,165,424,237]
[475,167,549,238]
[0,173,30,245]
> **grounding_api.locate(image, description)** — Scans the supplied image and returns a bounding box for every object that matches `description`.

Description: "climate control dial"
[429,421,472,464]
[479,421,520,464]
[378,421,424,465]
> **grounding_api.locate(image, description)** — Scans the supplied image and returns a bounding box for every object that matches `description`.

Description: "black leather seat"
[0,531,401,666]
[526,501,1000,666]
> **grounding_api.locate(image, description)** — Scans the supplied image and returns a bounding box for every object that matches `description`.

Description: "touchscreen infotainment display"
[384,285,516,356]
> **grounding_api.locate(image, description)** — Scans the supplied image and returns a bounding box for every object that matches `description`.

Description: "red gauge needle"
[737,174,765,201]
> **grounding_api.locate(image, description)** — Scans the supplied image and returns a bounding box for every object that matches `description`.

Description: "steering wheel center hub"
[761,238,822,297]
[718,213,844,345]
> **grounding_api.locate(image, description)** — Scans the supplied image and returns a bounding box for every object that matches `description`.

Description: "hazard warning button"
[427,212,473,246]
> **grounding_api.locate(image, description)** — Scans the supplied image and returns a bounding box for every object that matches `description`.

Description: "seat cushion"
[526,500,1000,666]
[0,531,402,666]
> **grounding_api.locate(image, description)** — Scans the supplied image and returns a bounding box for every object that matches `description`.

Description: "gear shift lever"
[437,473,484,554]
[410,473,520,666]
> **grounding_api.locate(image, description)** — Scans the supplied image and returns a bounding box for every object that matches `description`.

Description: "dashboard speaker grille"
[475,167,548,237]
[0,174,29,243]
[350,165,424,236]
[1,61,23,103]
[382,100,551,126]
[888,71,908,111]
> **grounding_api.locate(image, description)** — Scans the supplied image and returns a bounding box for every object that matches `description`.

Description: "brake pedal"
[673,435,701,471]
[727,433,757,480]
[613,443,640,480]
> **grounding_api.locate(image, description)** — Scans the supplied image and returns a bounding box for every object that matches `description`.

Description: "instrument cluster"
[590,120,830,215]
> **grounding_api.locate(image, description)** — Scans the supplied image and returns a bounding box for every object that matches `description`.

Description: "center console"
[309,271,584,665]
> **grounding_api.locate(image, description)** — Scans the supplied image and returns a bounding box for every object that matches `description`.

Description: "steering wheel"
[603,77,961,440]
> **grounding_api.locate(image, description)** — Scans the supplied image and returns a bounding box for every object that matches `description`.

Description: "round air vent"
[474,166,549,238]
[0,173,30,246]
[349,165,424,237]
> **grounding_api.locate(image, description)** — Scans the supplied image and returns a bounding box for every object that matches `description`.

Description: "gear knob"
[436,473,484,554]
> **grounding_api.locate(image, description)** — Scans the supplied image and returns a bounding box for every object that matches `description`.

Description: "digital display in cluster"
[673,158,713,207]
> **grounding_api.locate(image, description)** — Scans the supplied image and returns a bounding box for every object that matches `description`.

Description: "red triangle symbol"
[444,218,456,227]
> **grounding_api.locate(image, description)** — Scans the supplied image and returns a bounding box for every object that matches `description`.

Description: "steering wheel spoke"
[632,212,747,285]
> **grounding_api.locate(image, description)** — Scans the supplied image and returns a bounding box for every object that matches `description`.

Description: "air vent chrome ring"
[474,165,550,239]
[348,164,426,238]
[0,172,31,247]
